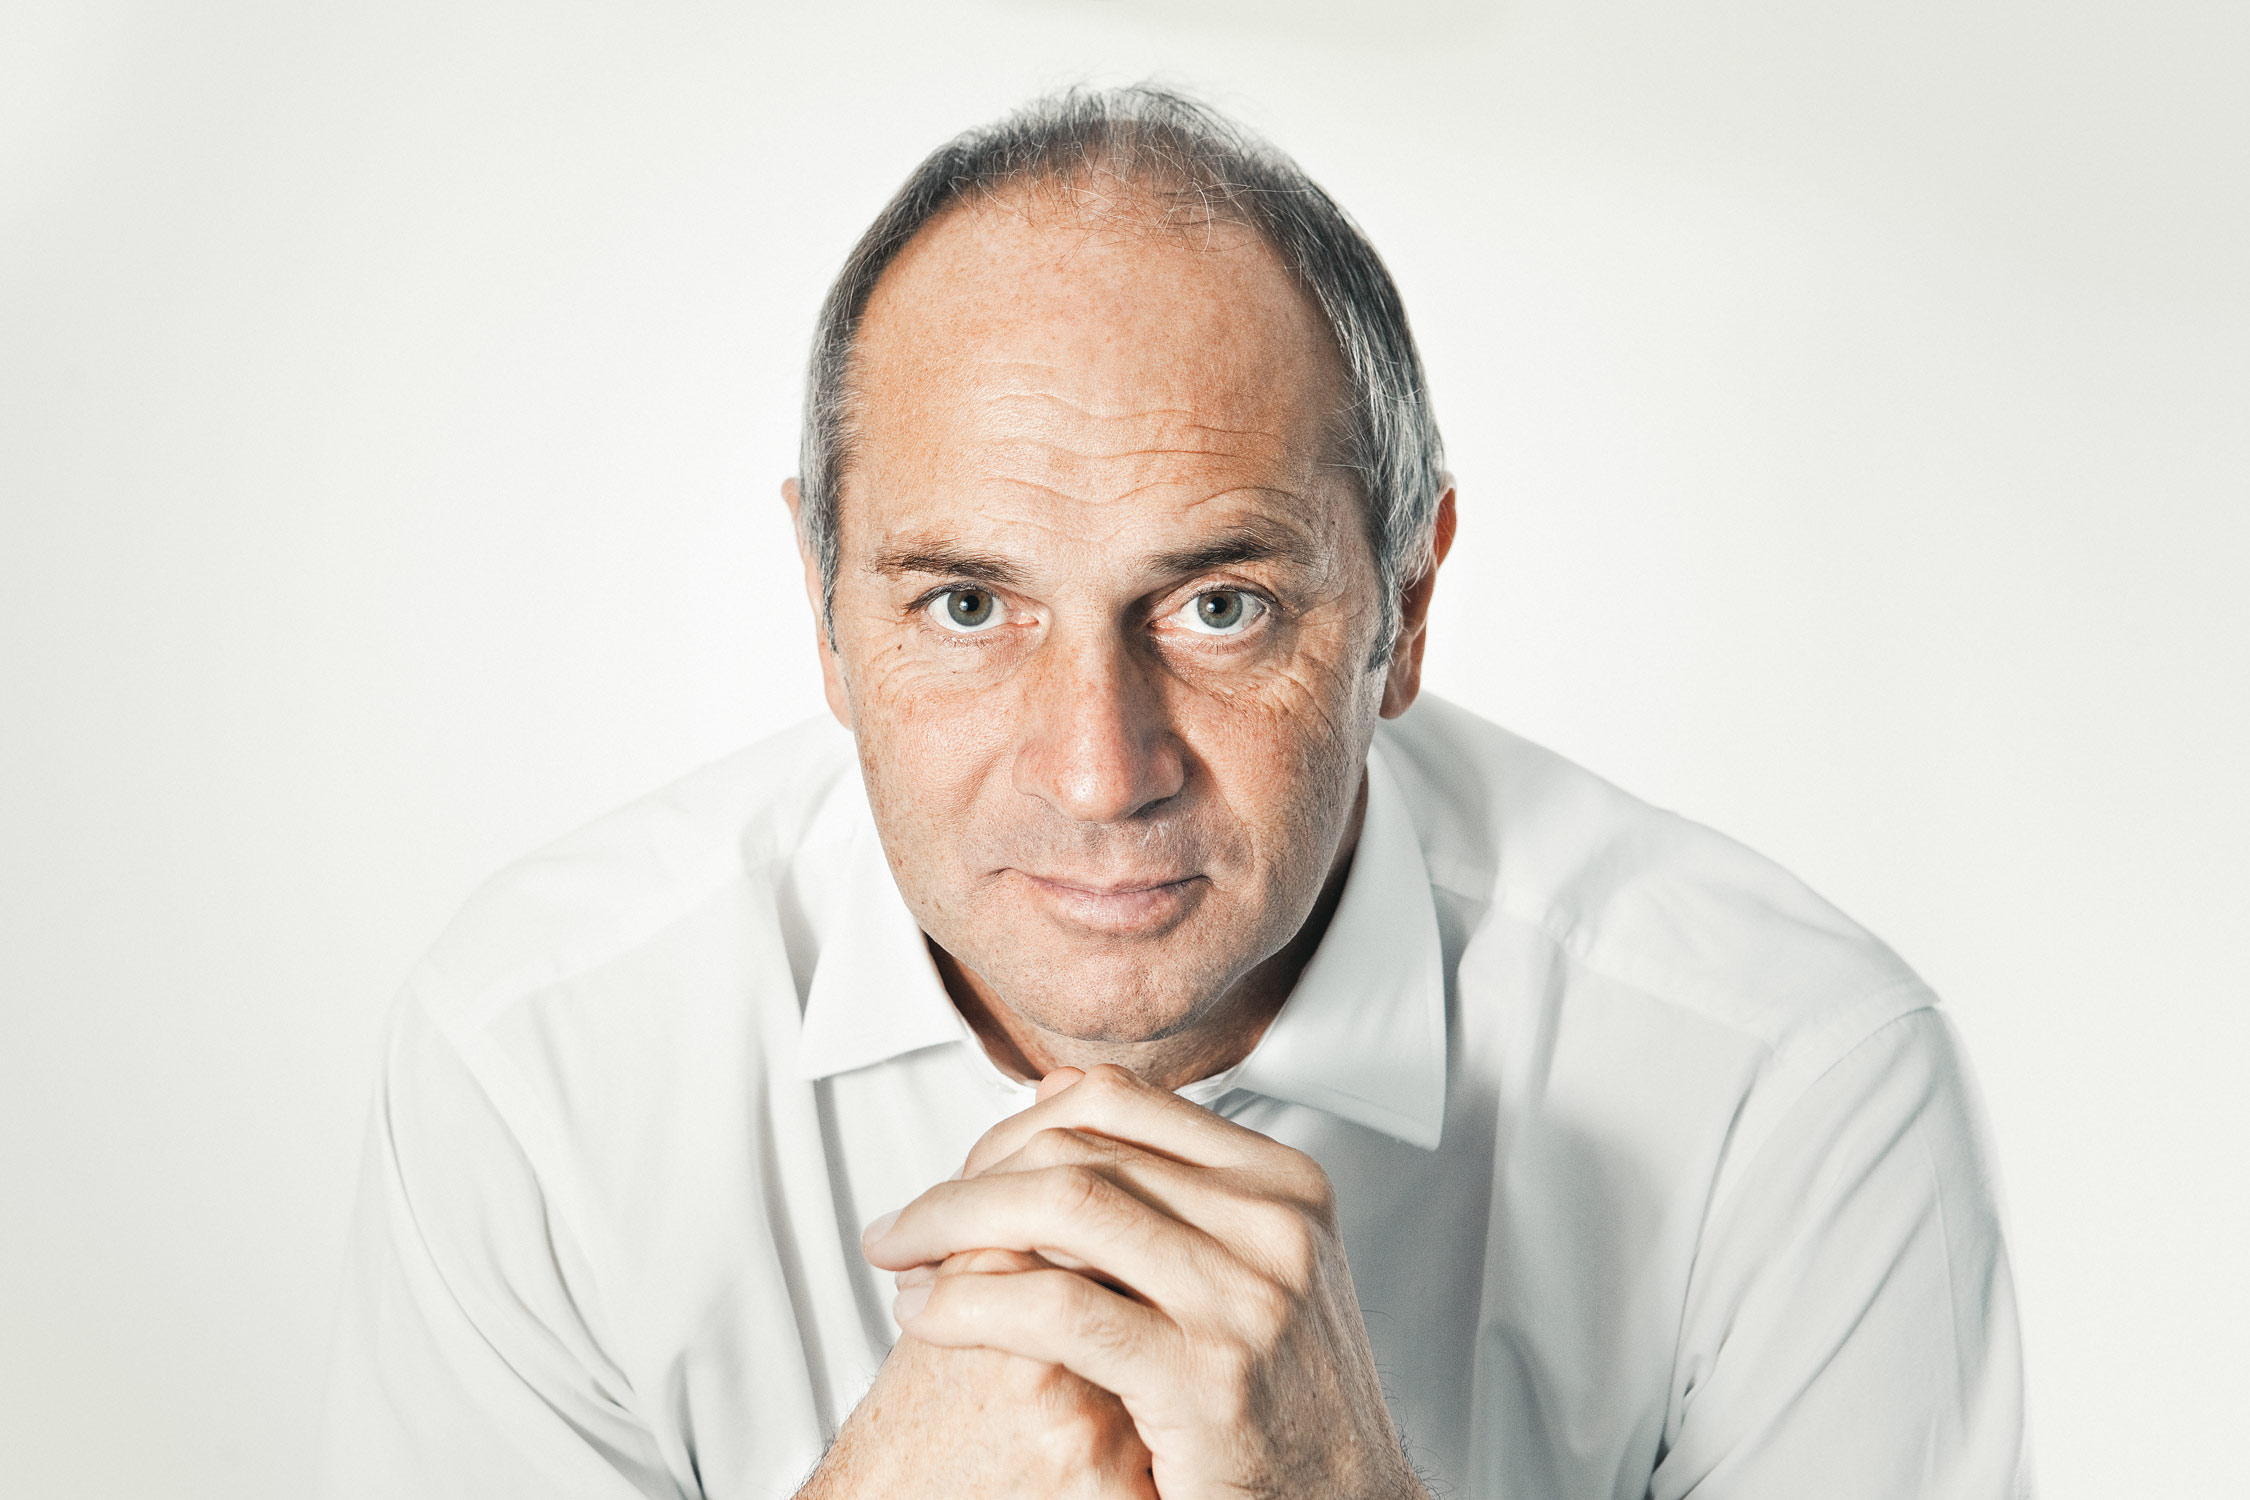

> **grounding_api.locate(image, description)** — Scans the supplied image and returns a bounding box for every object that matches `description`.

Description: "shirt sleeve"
[1650,1006,2031,1500]
[316,988,691,1499]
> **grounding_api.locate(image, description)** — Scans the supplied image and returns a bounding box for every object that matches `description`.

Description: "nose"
[1012,627,1187,824]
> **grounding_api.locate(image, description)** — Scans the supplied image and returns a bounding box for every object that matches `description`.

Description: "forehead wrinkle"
[975,395,1299,464]
[975,466,1317,521]
[995,393,1279,435]
[968,416,1319,515]
[969,352,1313,426]
[978,381,1300,441]
[1014,438,1297,465]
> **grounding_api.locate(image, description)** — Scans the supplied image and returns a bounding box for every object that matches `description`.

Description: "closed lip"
[1017,871,1198,895]
[1011,869,1205,935]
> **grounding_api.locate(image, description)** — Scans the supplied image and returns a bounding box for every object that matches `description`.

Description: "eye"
[1174,589,1266,637]
[924,587,1004,634]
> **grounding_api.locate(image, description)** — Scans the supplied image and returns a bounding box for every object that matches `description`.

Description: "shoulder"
[350,719,866,1408]
[1377,696,1933,1060]
[406,713,859,1035]
[373,714,862,1283]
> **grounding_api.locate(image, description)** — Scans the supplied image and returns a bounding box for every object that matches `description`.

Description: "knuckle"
[1077,1065,1146,1117]
[1032,1377,1132,1470]
[1235,1268,1296,1343]
[1276,1229,1320,1292]
[1056,1272,1135,1355]
[1195,1335,1260,1418]
[1026,1125,1088,1166]
[1288,1154,1339,1219]
[1243,1200,1318,1286]
[1033,1410,1091,1467]
[1044,1162,1114,1221]
[997,1349,1064,1399]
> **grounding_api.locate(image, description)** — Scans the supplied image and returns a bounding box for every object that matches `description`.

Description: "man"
[319,88,2027,1498]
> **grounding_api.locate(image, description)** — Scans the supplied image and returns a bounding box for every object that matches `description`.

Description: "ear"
[781,478,854,730]
[1379,479,1458,720]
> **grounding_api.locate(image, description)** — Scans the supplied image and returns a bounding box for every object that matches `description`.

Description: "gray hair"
[796,84,1446,661]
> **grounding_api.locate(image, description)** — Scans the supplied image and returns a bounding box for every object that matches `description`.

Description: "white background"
[3,0,2244,1494]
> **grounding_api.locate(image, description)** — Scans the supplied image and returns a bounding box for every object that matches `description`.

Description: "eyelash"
[1170,588,1268,637]
[909,584,1278,641]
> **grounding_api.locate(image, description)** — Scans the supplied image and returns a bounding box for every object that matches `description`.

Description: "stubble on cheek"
[864,693,1373,1043]
[848,686,1003,932]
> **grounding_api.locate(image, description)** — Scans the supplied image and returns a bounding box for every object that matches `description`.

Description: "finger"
[894,1244,1050,1291]
[943,1245,1053,1276]
[895,1265,1188,1421]
[979,1126,1318,1271]
[1036,1066,1086,1103]
[983,1124,1210,1186]
[962,1063,1282,1180]
[862,1164,1216,1313]
[984,1127,1237,1231]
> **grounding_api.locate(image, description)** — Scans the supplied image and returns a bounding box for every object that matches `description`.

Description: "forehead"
[839,190,1356,560]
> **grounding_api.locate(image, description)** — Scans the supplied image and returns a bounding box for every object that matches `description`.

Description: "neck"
[933,776,1366,1093]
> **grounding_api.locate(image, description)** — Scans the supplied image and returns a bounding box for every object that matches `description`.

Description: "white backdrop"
[3,1,2244,1494]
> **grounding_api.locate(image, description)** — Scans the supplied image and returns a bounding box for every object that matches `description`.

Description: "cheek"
[842,635,1019,856]
[836,593,1014,708]
[1213,615,1378,746]
[1174,645,1379,854]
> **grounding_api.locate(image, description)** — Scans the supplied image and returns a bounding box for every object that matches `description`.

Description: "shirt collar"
[791,807,967,1082]
[792,744,1448,1151]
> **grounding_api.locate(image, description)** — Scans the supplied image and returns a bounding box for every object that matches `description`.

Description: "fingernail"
[892,1281,930,1323]
[861,1209,899,1246]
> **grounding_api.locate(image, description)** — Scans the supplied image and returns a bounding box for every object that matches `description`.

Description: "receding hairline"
[836,175,1358,489]
[849,164,1330,338]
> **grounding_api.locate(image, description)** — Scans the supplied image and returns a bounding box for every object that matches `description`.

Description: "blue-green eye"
[1176,589,1265,636]
[926,587,1002,633]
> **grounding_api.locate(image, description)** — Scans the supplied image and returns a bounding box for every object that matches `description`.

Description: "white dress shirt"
[318,697,2027,1499]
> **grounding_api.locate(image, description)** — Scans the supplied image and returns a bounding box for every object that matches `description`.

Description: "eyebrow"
[869,516,1320,590]
[870,541,1028,587]
[1146,518,1320,579]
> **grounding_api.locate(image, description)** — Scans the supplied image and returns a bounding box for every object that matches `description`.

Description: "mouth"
[1012,870,1205,937]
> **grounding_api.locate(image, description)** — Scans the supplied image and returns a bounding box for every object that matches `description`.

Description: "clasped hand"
[859,1064,1423,1500]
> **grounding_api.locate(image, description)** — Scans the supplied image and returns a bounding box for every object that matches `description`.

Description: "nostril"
[1011,652,1187,820]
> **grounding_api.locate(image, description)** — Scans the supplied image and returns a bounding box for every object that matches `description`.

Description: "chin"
[992,948,1234,1045]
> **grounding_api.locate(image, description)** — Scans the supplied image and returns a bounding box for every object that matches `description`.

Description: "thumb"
[1035,1066,1087,1103]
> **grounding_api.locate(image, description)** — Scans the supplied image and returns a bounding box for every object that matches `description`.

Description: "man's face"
[808,192,1403,1048]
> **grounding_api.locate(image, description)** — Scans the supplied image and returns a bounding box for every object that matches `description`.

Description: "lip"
[1013,870,1204,936]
